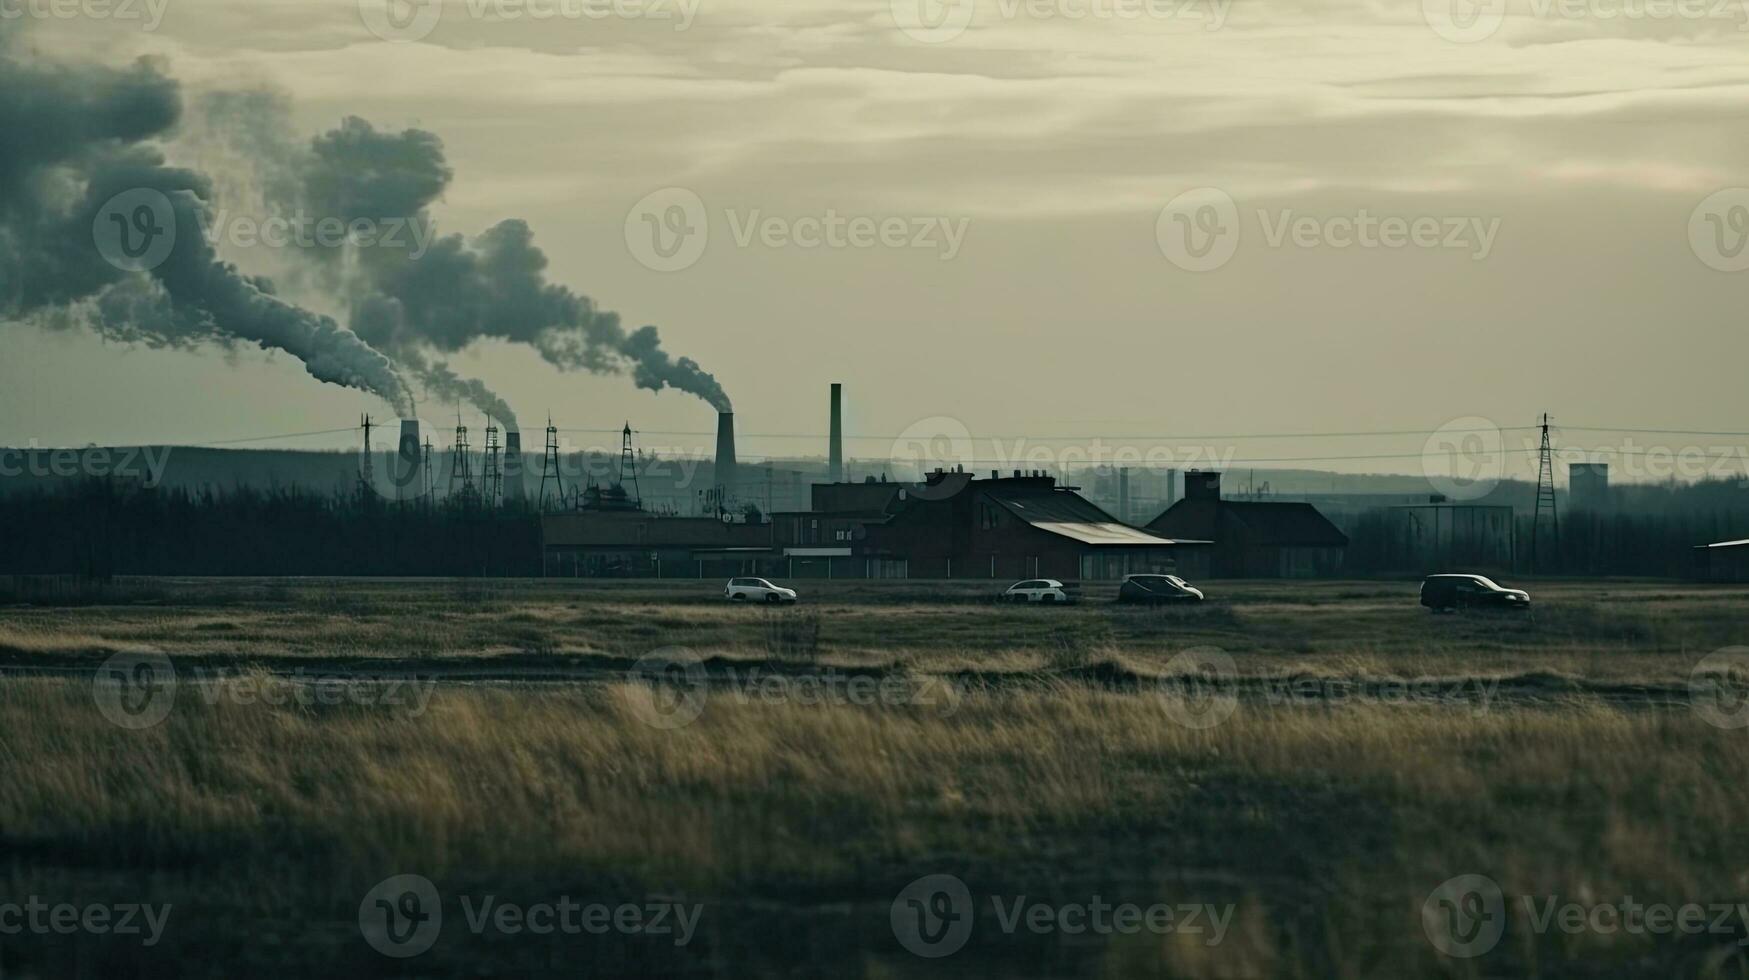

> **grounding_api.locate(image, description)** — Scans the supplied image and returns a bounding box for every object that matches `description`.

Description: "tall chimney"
[829,382,843,482]
[1186,470,1221,502]
[715,412,738,500]
[502,430,524,501]
[395,419,423,501]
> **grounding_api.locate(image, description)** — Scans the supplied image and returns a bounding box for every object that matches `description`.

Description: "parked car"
[1116,573,1205,604]
[1419,573,1529,612]
[724,577,798,603]
[1000,579,1077,603]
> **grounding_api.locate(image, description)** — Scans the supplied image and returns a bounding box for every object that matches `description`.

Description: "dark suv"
[1419,573,1530,612]
[1117,574,1205,604]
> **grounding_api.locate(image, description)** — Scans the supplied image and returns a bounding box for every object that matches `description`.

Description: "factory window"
[980,503,998,529]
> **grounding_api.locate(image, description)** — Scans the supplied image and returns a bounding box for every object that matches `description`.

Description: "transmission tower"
[482,417,502,509]
[358,414,375,495]
[421,438,435,503]
[618,421,642,508]
[449,414,474,504]
[1531,413,1560,572]
[539,416,566,512]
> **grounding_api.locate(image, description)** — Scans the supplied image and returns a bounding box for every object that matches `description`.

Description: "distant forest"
[0,479,540,578]
[1351,478,1749,577]
[0,477,1744,579]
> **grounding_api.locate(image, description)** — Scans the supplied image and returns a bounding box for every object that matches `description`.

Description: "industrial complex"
[6,381,1740,582]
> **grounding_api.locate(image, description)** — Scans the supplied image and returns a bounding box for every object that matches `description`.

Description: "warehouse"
[541,470,1207,579]
[858,469,1209,580]
[1146,471,1347,577]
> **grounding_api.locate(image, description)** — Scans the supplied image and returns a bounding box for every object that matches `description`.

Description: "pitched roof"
[985,487,1202,547]
[1147,499,1348,548]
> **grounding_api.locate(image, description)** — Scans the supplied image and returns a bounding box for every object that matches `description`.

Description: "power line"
[894,446,1749,466]
[1561,425,1749,437]
[178,426,361,446]
[54,419,1749,454]
[556,424,1541,442]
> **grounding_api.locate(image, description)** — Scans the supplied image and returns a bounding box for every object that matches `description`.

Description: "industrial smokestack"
[715,412,738,500]
[1186,470,1221,501]
[502,430,524,501]
[829,382,843,483]
[396,419,423,500]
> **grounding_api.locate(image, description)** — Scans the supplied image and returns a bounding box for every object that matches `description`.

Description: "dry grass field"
[2,576,1748,977]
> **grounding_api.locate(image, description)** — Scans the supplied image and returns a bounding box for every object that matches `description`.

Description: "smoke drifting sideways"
[0,31,415,417]
[289,116,733,416]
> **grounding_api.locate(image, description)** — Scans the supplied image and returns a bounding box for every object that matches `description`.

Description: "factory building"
[851,469,1207,580]
[1569,462,1610,512]
[1146,471,1347,577]
[540,470,1205,579]
[540,383,1206,579]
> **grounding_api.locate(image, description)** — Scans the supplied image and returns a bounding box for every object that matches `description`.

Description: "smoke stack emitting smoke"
[282,114,732,418]
[397,418,424,497]
[502,430,525,501]
[0,25,414,416]
[715,412,737,498]
[0,22,730,425]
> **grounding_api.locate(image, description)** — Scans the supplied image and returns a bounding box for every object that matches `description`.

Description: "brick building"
[1146,471,1347,577]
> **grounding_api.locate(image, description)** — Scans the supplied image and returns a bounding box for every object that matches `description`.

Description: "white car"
[1001,579,1077,604]
[724,577,798,603]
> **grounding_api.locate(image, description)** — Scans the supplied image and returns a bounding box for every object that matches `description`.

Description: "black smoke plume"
[298,116,732,413]
[0,27,414,416]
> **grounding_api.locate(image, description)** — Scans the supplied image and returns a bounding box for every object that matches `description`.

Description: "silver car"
[724,577,799,603]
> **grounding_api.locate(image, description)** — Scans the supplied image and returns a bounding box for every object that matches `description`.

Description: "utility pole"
[539,416,566,512]
[482,417,502,510]
[449,413,473,505]
[358,414,374,496]
[421,438,435,504]
[618,422,642,508]
[1532,412,1559,573]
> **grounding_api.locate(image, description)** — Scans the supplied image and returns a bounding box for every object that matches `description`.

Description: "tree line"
[0,479,540,578]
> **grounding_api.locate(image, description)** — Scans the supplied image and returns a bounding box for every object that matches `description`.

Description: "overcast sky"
[4,0,1748,480]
